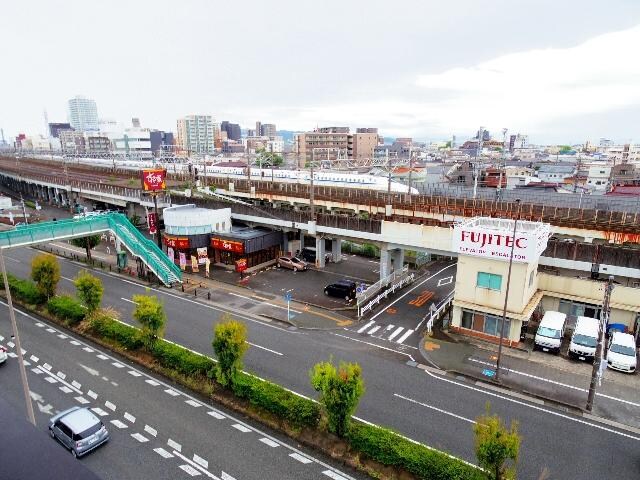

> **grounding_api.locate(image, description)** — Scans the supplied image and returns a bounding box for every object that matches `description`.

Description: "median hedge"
[150,340,215,377]
[47,295,86,325]
[4,273,46,305]
[348,423,485,480]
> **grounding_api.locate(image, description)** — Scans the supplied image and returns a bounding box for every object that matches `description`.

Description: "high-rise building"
[176,115,216,154]
[131,117,141,128]
[353,128,380,159]
[260,123,276,138]
[67,96,99,131]
[294,126,380,166]
[220,121,241,141]
[255,121,262,139]
[48,122,72,138]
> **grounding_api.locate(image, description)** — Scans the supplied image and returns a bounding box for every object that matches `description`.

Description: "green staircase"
[0,213,181,286]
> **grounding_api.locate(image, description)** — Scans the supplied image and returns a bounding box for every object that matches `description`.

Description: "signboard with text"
[141,169,167,192]
[197,247,208,265]
[163,236,190,249]
[148,212,157,235]
[452,218,549,263]
[235,258,248,272]
[211,238,244,254]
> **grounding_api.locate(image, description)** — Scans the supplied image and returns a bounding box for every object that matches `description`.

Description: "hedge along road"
[5,247,640,480]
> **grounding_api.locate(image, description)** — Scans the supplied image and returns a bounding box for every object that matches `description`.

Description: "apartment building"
[67,96,99,132]
[294,126,380,166]
[176,115,216,154]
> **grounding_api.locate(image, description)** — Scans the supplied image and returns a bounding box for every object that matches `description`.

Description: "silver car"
[49,407,109,458]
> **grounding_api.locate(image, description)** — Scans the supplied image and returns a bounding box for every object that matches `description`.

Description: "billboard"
[452,218,549,263]
[163,236,190,249]
[211,238,244,254]
[141,169,167,192]
[148,212,157,235]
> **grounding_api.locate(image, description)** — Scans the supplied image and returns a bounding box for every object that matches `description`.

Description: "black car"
[324,280,357,301]
[300,247,331,264]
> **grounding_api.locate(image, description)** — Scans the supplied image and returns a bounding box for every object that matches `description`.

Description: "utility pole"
[20,193,28,225]
[495,198,521,381]
[586,275,614,412]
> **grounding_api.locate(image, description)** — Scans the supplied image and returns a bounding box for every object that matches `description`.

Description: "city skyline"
[1,0,639,144]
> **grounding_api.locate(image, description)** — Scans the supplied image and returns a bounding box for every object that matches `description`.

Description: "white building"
[112,128,152,158]
[176,115,216,154]
[68,95,99,132]
[602,144,640,163]
[585,164,612,191]
[266,138,284,153]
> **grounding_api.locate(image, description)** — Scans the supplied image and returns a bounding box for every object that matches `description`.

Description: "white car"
[607,332,637,373]
[0,345,7,364]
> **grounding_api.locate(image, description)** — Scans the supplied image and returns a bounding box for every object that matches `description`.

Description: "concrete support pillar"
[126,202,136,218]
[391,248,405,273]
[331,238,342,263]
[282,232,290,255]
[315,236,326,268]
[379,246,392,280]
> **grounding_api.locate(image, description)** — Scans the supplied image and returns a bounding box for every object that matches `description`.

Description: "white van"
[568,316,600,361]
[534,311,567,354]
[607,332,637,373]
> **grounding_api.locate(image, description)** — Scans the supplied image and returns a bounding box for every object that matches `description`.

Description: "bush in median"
[150,340,215,377]
[47,295,87,325]
[348,423,485,480]
[4,273,46,305]
[88,313,143,351]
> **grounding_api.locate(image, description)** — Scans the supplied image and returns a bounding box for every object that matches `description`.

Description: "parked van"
[568,316,600,361]
[607,332,637,373]
[534,311,566,354]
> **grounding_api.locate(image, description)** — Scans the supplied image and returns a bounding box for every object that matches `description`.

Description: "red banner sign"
[211,238,244,254]
[148,212,157,235]
[141,169,167,192]
[163,235,190,249]
[235,258,248,272]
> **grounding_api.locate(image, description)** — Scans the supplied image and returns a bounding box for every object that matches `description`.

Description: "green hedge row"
[150,340,215,377]
[89,314,143,350]
[47,295,86,325]
[232,372,320,429]
[5,273,46,305]
[348,423,485,480]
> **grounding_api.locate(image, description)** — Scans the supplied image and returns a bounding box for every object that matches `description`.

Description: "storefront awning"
[454,290,544,322]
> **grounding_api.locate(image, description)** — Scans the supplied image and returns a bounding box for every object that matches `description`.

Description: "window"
[477,272,502,291]
[462,310,473,329]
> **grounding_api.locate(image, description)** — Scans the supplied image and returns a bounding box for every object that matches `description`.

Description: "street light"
[495,198,521,381]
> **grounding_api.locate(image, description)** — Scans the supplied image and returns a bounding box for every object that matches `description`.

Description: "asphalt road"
[4,247,640,479]
[0,301,365,480]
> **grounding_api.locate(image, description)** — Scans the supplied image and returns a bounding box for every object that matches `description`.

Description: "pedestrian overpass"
[0,213,181,286]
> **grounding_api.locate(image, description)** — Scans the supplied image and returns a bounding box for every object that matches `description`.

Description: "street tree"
[474,403,520,480]
[255,147,283,167]
[74,270,104,313]
[132,294,166,345]
[310,358,365,437]
[71,234,101,262]
[212,315,248,387]
[31,253,60,299]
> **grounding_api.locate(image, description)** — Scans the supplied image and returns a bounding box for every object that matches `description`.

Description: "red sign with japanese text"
[141,169,167,192]
[163,235,190,249]
[235,258,248,272]
[211,238,244,254]
[148,212,157,235]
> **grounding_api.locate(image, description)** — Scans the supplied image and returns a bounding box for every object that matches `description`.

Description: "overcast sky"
[1,0,639,144]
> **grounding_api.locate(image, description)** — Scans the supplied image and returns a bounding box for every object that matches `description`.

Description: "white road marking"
[59,386,73,394]
[221,473,236,480]
[167,438,182,452]
[131,433,149,443]
[75,396,90,404]
[185,399,202,407]
[179,465,201,477]
[30,355,39,363]
[110,419,127,429]
[367,325,381,335]
[323,471,350,480]
[259,438,280,447]
[193,454,208,469]
[246,341,283,356]
[96,354,108,360]
[120,297,136,304]
[154,447,173,458]
[7,352,17,358]
[45,328,55,333]
[112,362,125,368]
[289,453,313,464]
[44,376,58,383]
[6,341,15,348]
[42,363,52,370]
[207,410,225,419]
[232,423,251,433]
[61,276,75,283]
[31,367,43,374]
[387,327,404,341]
[82,347,94,353]
[105,401,116,411]
[145,379,160,386]
[144,425,157,437]
[71,380,82,389]
[437,275,453,287]
[396,329,414,344]
[124,412,136,423]
[35,323,45,327]
[57,334,68,339]
[128,370,142,377]
[56,371,66,380]
[172,452,219,479]
[23,360,31,366]
[87,390,98,399]
[70,340,81,346]
[369,264,456,321]
[330,332,416,362]
[357,320,375,333]
[384,324,395,331]
[164,388,180,396]
[91,407,108,417]
[394,393,475,423]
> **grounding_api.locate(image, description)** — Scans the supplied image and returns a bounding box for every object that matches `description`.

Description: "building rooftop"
[606,185,640,197]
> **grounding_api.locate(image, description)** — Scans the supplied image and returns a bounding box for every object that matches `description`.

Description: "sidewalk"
[420,328,640,429]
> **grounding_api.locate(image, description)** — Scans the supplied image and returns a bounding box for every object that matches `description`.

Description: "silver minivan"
[49,407,110,458]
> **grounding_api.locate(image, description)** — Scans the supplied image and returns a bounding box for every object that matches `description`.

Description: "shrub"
[74,270,103,313]
[70,235,101,250]
[212,316,248,387]
[348,423,485,480]
[31,253,60,299]
[4,273,46,305]
[47,295,86,325]
[232,372,320,429]
[310,358,365,437]
[474,404,520,480]
[131,294,166,346]
[150,340,215,377]
[88,314,143,350]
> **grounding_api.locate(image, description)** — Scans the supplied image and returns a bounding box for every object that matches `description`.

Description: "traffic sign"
[284,292,292,302]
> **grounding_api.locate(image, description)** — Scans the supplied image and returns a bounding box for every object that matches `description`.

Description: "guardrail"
[357,265,409,304]
[424,291,455,335]
[357,269,415,318]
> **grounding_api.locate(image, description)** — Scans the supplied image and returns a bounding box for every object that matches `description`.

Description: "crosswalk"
[355,320,415,345]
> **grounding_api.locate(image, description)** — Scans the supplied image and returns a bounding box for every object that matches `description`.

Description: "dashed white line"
[35,323,45,327]
[57,334,68,339]
[154,447,173,458]
[29,355,39,363]
[31,367,43,374]
[394,393,475,423]
[289,453,313,464]
[323,471,350,480]
[75,396,90,405]
[185,399,202,408]
[56,371,66,380]
[112,362,125,368]
[7,352,17,358]
[87,390,98,400]
[246,341,283,356]
[45,328,55,333]
[145,379,160,386]
[110,419,128,429]
[193,454,208,469]
[124,412,136,423]
[44,376,58,383]
[71,380,82,389]
[42,363,52,371]
[91,408,108,417]
[105,401,116,411]
[232,423,251,433]
[179,464,202,477]
[207,410,225,420]
[144,425,157,437]
[96,354,108,360]
[128,370,142,377]
[164,388,180,397]
[167,438,182,452]
[131,433,149,443]
[259,438,280,447]
[82,347,94,353]
[70,340,81,346]
[59,386,73,394]
[6,341,15,348]
[173,451,218,479]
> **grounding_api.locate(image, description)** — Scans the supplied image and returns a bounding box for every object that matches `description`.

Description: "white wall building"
[112,128,153,158]
[176,115,216,154]
[585,164,612,191]
[68,95,99,132]
[163,204,231,235]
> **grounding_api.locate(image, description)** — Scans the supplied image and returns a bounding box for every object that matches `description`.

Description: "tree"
[31,253,60,299]
[212,315,248,387]
[474,403,520,480]
[71,235,101,262]
[558,145,572,153]
[310,358,365,437]
[74,270,103,313]
[132,294,166,345]
[256,147,283,167]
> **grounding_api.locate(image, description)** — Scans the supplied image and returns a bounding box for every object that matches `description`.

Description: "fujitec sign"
[141,169,167,192]
[452,218,550,263]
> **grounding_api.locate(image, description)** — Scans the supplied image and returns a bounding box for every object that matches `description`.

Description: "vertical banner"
[191,255,199,272]
[148,212,157,235]
[179,252,187,270]
[197,247,208,264]
[205,258,211,278]
[167,247,175,263]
